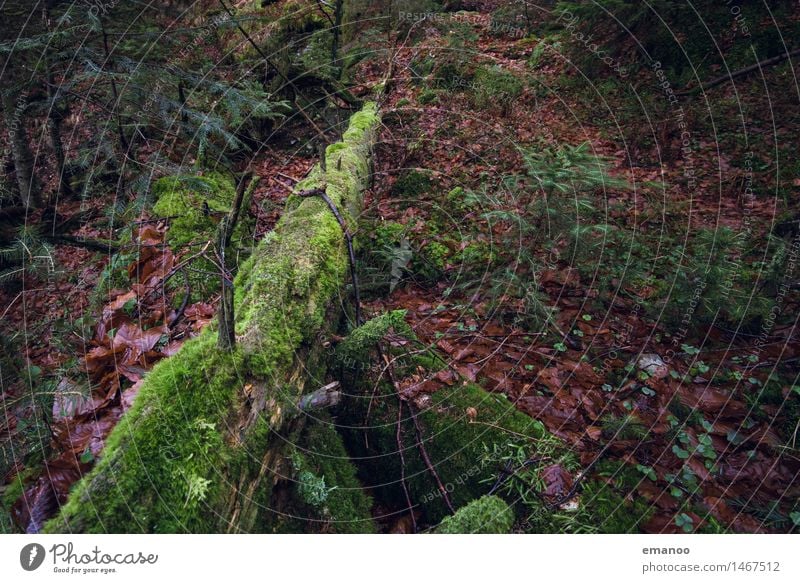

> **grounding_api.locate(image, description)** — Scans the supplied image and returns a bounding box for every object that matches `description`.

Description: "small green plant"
[417,88,438,105]
[0,225,58,284]
[600,414,648,440]
[297,471,332,508]
[183,472,211,508]
[681,344,701,356]
[479,438,578,513]
[636,464,657,481]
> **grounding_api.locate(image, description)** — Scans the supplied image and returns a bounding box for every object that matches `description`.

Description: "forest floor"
[347,8,799,533]
[2,0,798,533]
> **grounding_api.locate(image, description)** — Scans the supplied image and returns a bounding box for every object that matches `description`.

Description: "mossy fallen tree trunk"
[44,103,380,533]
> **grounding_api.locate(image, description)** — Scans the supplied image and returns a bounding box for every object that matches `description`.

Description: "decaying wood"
[297,381,342,411]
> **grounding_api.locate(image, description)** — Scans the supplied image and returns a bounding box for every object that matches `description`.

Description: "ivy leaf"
[672,445,690,459]
[675,512,694,532]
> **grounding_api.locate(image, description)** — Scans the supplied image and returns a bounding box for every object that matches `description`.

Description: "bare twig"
[217,172,256,350]
[297,187,362,325]
[169,268,191,329]
[396,398,417,533]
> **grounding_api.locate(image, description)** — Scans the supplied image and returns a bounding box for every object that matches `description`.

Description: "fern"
[522,142,628,196]
[0,227,57,285]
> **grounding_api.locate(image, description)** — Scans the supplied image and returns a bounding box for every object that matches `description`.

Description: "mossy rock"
[434,495,513,534]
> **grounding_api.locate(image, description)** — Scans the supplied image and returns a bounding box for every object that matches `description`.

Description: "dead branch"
[677,47,800,96]
[297,381,342,411]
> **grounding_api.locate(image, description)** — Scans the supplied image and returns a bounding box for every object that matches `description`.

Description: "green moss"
[2,466,38,531]
[152,172,253,302]
[274,415,375,533]
[2,468,35,511]
[391,169,433,198]
[454,241,495,267]
[45,103,380,534]
[417,88,439,105]
[471,65,524,113]
[446,186,464,203]
[434,495,513,534]
[340,379,546,525]
[44,333,244,533]
[375,221,405,246]
[404,237,453,283]
[152,172,238,248]
[335,310,412,367]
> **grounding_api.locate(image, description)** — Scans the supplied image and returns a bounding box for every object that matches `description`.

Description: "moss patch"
[273,414,376,533]
[434,495,513,534]
[152,172,240,248]
[152,172,253,302]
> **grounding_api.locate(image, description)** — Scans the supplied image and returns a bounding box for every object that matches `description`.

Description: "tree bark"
[43,2,71,198]
[1,4,41,208]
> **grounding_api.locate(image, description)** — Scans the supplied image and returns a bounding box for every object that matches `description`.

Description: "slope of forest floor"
[348,7,799,533]
[2,0,798,534]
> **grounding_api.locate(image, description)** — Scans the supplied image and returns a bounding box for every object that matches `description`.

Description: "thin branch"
[297,187,362,325]
[396,398,417,533]
[676,47,800,96]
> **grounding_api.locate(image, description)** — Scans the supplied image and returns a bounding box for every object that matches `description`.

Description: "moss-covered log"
[44,103,380,533]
